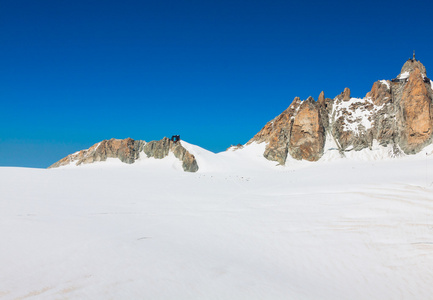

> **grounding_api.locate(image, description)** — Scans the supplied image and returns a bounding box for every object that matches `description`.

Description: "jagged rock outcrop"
[48,138,145,168]
[247,57,433,164]
[317,91,331,129]
[248,94,326,164]
[342,87,351,101]
[367,80,392,106]
[288,97,325,161]
[144,137,199,172]
[172,144,199,173]
[143,137,172,159]
[248,97,302,164]
[398,68,433,153]
[366,80,396,147]
[49,137,199,172]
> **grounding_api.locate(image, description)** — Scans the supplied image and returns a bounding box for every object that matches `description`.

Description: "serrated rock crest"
[248,57,433,164]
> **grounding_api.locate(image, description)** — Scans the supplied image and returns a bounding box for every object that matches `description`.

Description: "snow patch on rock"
[332,97,381,135]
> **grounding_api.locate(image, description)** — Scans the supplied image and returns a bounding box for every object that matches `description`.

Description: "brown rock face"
[317,91,330,130]
[171,143,199,172]
[343,87,351,101]
[400,59,427,77]
[49,137,199,172]
[288,97,325,161]
[367,81,392,106]
[336,87,352,101]
[143,137,171,159]
[317,91,325,106]
[48,138,145,168]
[247,95,326,164]
[248,97,302,164]
[398,68,433,153]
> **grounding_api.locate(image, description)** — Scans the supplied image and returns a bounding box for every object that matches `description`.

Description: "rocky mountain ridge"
[248,57,433,164]
[49,57,433,171]
[48,137,199,172]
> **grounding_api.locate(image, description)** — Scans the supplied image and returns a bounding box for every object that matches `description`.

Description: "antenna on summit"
[413,50,416,61]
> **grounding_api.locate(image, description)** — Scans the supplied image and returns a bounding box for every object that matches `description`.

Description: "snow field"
[2,145,433,299]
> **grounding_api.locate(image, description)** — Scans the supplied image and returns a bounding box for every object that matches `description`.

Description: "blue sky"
[2,0,433,168]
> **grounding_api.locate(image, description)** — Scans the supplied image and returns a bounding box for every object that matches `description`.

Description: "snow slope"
[2,146,433,299]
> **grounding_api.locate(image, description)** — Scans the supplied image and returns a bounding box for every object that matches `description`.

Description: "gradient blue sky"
[2,0,433,168]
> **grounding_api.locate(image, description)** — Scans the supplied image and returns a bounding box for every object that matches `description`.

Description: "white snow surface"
[3,142,433,299]
[398,71,410,79]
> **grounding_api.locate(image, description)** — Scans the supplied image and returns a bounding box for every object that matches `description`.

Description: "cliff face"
[49,137,199,172]
[288,97,325,161]
[248,58,433,164]
[398,68,433,153]
[249,97,301,165]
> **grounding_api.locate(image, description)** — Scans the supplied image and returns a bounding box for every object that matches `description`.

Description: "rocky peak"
[399,59,427,78]
[336,88,351,101]
[317,91,325,106]
[366,80,392,105]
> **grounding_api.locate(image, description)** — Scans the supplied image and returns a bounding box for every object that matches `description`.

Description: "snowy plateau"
[2,141,433,299]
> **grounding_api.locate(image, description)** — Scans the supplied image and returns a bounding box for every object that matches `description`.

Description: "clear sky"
[2,0,433,168]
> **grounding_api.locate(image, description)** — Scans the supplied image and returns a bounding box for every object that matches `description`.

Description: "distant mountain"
[48,137,199,172]
[248,56,433,164]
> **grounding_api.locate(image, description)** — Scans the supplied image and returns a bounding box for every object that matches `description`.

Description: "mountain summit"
[248,56,433,164]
